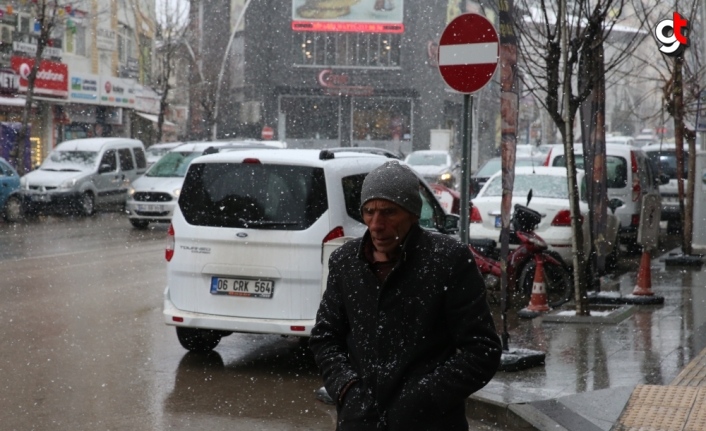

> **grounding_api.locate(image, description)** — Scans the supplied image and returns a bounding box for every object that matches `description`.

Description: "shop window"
[352,98,411,141]
[280,96,339,140]
[295,32,401,68]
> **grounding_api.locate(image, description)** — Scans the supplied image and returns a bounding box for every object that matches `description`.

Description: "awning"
[0,96,25,107]
[136,111,176,128]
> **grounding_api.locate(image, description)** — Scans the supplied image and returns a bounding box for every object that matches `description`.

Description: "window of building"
[280,96,340,140]
[295,32,401,68]
[118,25,134,64]
[352,98,411,142]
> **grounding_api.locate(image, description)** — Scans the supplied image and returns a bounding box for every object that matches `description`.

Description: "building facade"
[0,0,162,172]
[187,0,501,165]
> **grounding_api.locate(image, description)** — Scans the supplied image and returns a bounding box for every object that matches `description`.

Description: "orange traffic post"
[518,259,550,319]
[632,249,653,296]
[626,248,664,305]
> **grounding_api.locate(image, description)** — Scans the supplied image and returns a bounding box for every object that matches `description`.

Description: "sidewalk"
[467,248,706,431]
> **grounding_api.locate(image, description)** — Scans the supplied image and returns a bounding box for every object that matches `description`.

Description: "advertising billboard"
[292,0,404,33]
[10,57,68,98]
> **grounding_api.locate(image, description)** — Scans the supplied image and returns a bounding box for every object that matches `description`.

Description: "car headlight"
[128,186,136,197]
[440,172,453,181]
[59,178,77,189]
[173,188,181,198]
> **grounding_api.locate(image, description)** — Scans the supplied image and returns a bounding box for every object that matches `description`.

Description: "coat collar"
[357,223,422,263]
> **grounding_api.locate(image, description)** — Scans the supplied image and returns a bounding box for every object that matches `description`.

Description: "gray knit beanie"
[360,161,422,217]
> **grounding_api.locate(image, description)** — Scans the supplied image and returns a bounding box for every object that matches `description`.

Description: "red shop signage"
[10,56,68,98]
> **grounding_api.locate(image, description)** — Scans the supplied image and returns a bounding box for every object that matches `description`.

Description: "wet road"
[0,212,504,431]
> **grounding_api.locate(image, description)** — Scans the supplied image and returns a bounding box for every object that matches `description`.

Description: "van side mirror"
[442,213,460,234]
[99,164,114,174]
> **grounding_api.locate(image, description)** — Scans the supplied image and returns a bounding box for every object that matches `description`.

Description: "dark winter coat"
[310,224,502,431]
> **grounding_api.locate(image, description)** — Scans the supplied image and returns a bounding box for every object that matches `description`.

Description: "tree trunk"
[672,56,688,255]
[684,128,695,255]
[578,41,609,284]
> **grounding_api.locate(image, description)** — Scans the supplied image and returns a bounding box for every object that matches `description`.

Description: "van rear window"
[179,162,327,229]
[552,154,628,188]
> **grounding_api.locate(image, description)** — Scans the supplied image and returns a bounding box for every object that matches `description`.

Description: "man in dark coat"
[310,161,501,431]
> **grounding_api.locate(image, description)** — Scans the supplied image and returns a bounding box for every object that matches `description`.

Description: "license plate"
[137,204,164,212]
[495,216,502,228]
[210,277,274,298]
[31,194,50,202]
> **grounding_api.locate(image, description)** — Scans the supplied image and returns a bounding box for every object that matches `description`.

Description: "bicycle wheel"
[516,251,573,308]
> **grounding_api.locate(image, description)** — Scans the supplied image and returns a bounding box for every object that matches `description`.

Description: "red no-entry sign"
[437,13,499,94]
[261,126,274,140]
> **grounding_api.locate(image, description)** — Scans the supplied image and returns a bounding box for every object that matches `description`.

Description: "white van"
[642,143,689,234]
[19,138,146,216]
[544,143,662,252]
[163,149,459,351]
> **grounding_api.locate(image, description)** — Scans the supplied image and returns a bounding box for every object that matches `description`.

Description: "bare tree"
[10,1,62,176]
[514,0,652,314]
[153,0,188,142]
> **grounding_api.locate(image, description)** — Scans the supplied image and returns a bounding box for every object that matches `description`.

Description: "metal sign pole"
[459,93,473,245]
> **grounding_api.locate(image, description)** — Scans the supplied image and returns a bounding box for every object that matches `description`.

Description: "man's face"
[362,199,417,255]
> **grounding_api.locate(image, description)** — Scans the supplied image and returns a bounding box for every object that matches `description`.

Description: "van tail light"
[631,214,640,227]
[551,210,582,226]
[543,148,553,166]
[323,226,344,244]
[631,151,640,202]
[242,158,261,164]
[470,205,483,223]
[166,223,175,262]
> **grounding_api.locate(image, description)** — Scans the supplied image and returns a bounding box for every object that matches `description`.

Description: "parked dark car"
[0,156,21,222]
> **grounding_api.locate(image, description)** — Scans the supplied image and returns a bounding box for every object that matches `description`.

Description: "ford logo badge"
[236,232,248,238]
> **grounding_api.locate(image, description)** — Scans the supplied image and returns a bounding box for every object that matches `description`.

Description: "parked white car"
[544,143,662,253]
[126,140,279,229]
[470,167,620,265]
[163,149,460,351]
[405,150,458,188]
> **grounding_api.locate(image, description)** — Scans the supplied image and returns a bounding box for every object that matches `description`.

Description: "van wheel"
[80,192,95,216]
[130,219,149,229]
[3,195,23,222]
[176,327,222,352]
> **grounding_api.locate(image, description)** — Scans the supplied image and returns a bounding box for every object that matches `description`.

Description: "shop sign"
[68,72,100,104]
[10,56,68,98]
[13,42,62,59]
[292,0,404,33]
[100,76,135,108]
[133,83,160,114]
[317,69,373,96]
[0,68,19,95]
[96,28,116,51]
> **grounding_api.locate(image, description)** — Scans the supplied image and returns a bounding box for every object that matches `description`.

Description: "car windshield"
[146,151,202,177]
[552,154,628,188]
[406,153,447,166]
[484,174,575,199]
[42,150,97,171]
